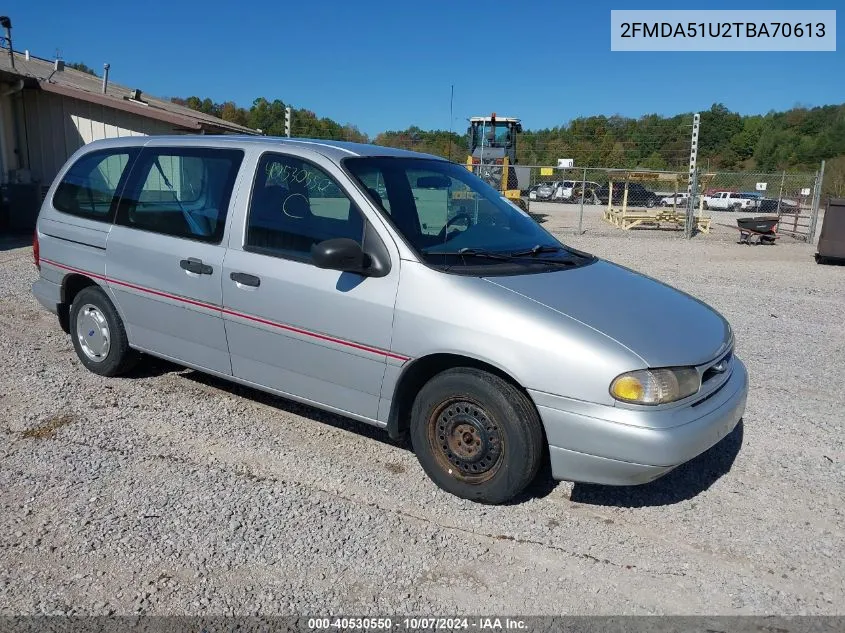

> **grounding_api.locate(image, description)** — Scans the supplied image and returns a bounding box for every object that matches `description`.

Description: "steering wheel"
[436,212,472,242]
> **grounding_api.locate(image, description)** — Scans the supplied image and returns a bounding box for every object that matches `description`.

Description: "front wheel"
[410,368,545,504]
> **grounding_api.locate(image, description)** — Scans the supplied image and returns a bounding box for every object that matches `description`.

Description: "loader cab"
[467,115,522,164]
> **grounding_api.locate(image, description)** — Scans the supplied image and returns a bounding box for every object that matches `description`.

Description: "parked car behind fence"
[595,183,659,208]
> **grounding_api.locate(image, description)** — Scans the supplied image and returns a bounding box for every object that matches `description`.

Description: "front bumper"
[530,358,748,486]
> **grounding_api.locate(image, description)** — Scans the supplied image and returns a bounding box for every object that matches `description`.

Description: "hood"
[484,260,731,368]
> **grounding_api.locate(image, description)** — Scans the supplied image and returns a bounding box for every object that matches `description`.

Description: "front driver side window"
[245,153,366,261]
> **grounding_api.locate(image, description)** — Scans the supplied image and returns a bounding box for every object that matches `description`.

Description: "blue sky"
[10,1,843,136]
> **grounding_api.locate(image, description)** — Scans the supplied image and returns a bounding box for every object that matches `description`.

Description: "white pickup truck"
[704,191,760,211]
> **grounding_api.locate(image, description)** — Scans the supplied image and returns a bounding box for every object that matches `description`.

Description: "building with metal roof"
[0,16,257,230]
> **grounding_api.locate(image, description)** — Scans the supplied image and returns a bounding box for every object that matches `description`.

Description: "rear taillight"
[33,229,40,270]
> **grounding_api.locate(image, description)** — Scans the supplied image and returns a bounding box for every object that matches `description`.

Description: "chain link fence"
[693,170,820,241]
[512,165,822,241]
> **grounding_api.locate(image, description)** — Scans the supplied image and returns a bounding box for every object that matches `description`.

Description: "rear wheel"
[410,368,544,504]
[69,286,138,377]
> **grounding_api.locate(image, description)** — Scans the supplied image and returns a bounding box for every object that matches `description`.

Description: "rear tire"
[410,368,544,504]
[69,286,138,377]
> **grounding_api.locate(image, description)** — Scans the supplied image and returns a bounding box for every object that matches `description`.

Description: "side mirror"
[311,238,369,275]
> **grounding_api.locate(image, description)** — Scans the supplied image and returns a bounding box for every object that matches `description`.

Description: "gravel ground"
[0,226,843,616]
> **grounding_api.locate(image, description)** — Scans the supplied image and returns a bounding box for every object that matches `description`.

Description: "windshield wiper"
[509,244,562,257]
[426,248,514,261]
[426,247,578,270]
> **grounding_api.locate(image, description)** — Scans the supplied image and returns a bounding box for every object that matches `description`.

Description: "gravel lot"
[1,220,843,616]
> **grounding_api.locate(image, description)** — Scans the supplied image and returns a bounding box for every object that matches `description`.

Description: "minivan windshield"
[344,157,590,272]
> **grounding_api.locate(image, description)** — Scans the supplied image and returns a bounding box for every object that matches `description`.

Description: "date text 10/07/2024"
[307,617,528,630]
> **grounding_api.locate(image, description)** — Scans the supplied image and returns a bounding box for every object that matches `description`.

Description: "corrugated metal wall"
[21,90,179,185]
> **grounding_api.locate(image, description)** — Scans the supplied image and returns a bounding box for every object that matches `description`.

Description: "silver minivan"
[32,136,748,504]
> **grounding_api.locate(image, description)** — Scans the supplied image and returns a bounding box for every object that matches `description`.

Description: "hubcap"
[75,304,110,362]
[428,399,504,483]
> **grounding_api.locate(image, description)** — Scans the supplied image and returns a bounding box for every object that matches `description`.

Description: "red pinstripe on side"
[40,258,410,362]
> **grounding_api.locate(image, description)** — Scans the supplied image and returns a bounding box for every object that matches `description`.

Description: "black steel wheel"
[427,398,504,484]
[410,368,544,504]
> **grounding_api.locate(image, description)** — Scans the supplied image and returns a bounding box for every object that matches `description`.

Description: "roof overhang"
[37,81,256,134]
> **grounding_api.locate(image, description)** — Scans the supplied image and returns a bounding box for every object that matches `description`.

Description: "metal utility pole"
[808,160,825,243]
[577,166,587,235]
[685,112,701,238]
[448,84,454,162]
[0,16,14,70]
[776,170,786,215]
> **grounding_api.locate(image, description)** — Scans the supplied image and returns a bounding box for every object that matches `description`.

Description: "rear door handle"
[230,272,261,287]
[180,258,213,275]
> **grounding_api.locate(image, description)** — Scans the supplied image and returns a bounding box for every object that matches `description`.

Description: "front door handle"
[180,258,213,275]
[230,272,261,287]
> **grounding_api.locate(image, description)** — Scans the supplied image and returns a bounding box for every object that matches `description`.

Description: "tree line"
[173,96,845,196]
[169,97,367,143]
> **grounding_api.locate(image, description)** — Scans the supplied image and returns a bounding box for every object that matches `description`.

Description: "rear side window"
[117,147,244,244]
[53,150,134,222]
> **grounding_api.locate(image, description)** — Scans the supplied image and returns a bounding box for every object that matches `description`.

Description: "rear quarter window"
[52,149,136,222]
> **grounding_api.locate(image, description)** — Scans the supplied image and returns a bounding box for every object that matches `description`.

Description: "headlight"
[610,368,701,405]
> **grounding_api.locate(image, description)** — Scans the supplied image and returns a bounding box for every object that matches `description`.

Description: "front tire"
[69,286,138,377]
[410,368,544,504]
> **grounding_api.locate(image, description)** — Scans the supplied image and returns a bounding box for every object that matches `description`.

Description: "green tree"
[641,151,667,170]
[823,155,845,198]
[67,62,97,76]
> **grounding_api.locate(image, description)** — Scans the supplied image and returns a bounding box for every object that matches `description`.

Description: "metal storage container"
[816,198,845,264]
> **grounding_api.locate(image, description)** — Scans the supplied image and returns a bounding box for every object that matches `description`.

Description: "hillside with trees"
[170,97,367,142]
[174,96,845,195]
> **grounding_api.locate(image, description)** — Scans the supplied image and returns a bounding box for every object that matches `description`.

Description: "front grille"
[702,350,732,384]
[690,349,733,407]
